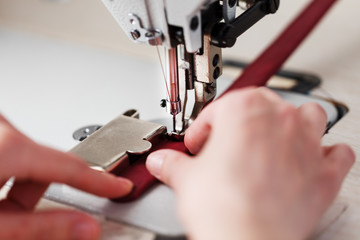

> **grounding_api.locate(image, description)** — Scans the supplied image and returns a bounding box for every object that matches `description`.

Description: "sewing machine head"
[101,0,279,135]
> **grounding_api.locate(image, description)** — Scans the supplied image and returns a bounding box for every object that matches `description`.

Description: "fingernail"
[117,177,134,191]
[72,221,99,240]
[146,152,165,179]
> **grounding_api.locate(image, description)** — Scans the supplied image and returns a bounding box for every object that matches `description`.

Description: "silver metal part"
[164,0,219,52]
[190,34,222,120]
[101,0,223,134]
[127,14,163,46]
[102,0,170,47]
[164,45,190,134]
[165,48,181,116]
[164,1,201,52]
[195,35,222,84]
[72,110,140,142]
[122,109,140,119]
[165,100,182,116]
[174,44,189,133]
[223,0,238,23]
[73,125,102,142]
[101,0,218,52]
[164,47,186,133]
[163,34,223,133]
[70,114,166,171]
[239,0,256,9]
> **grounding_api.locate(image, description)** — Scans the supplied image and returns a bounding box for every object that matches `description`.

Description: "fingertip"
[116,177,134,193]
[300,102,327,125]
[336,144,356,166]
[146,150,167,179]
[325,144,356,177]
[184,131,200,154]
[96,175,134,198]
[146,149,189,187]
[184,123,211,155]
[72,169,134,198]
[298,102,328,137]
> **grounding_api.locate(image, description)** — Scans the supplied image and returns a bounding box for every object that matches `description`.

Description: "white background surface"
[0,27,170,150]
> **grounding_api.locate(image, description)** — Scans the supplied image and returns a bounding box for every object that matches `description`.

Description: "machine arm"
[211,0,280,47]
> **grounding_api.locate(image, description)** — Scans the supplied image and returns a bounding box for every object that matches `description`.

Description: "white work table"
[0,0,360,239]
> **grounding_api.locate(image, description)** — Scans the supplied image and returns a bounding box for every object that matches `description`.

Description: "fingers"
[185,87,283,155]
[297,102,327,138]
[324,144,355,181]
[0,114,133,199]
[185,108,213,154]
[317,144,355,206]
[146,149,191,189]
[28,146,134,198]
[0,210,100,240]
[1,140,133,198]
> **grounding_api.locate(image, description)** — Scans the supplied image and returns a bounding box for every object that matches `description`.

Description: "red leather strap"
[114,0,338,202]
[112,138,188,202]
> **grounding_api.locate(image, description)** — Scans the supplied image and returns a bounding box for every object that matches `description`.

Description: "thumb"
[146,149,192,189]
[0,210,100,240]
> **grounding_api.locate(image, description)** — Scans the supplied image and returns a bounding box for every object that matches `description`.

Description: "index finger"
[185,107,214,155]
[3,140,133,198]
[185,87,284,154]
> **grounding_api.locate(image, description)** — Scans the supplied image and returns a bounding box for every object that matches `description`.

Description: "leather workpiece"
[113,137,188,202]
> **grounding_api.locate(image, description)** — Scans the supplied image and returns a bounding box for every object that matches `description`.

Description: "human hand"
[146,87,355,240]
[0,115,133,240]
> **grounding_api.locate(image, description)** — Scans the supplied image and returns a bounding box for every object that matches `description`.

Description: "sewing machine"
[41,0,345,238]
[100,0,279,136]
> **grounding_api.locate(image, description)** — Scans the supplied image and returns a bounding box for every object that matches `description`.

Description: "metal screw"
[206,83,216,94]
[213,67,221,79]
[190,16,199,31]
[130,30,141,40]
[145,32,154,38]
[160,99,167,108]
[228,0,237,8]
[73,125,102,141]
[212,54,220,67]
